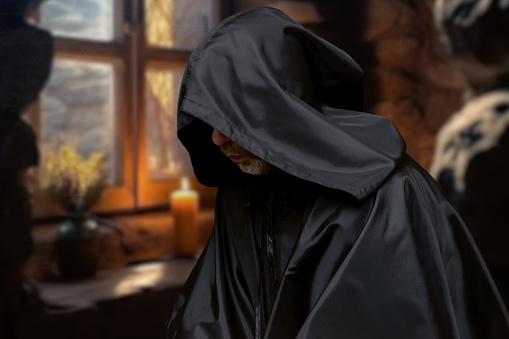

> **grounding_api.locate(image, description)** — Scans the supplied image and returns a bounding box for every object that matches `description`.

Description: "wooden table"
[37,259,197,339]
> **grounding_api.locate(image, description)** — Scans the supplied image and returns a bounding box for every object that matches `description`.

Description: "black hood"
[177,6,406,200]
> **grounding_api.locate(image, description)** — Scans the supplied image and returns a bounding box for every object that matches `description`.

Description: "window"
[29,0,218,217]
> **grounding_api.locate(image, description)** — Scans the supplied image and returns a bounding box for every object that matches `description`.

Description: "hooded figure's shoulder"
[372,154,455,214]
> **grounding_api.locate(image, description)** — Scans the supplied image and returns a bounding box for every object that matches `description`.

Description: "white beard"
[237,157,281,175]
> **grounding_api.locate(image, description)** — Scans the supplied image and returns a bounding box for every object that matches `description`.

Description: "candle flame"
[181,177,190,191]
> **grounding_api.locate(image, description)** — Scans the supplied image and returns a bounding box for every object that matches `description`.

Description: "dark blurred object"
[55,216,101,280]
[431,0,509,307]
[435,0,509,93]
[0,0,53,338]
[0,0,51,120]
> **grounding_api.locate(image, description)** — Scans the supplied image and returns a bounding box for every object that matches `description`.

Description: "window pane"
[39,0,114,42]
[40,59,118,184]
[145,0,211,50]
[145,67,193,179]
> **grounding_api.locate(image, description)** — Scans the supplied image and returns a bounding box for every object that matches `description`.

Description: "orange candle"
[170,177,199,256]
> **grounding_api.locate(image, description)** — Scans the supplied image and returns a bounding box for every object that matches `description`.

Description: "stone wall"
[234,0,466,168]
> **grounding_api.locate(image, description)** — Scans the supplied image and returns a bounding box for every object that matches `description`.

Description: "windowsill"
[26,210,214,339]
[34,258,199,339]
[26,209,214,282]
[39,258,196,312]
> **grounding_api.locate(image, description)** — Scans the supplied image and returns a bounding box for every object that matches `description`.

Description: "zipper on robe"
[255,190,278,339]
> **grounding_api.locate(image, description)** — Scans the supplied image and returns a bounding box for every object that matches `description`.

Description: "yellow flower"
[40,144,106,212]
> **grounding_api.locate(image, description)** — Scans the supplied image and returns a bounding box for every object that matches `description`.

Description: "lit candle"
[170,177,199,256]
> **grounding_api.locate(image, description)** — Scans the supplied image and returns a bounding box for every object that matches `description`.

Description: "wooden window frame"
[137,0,219,209]
[30,0,219,219]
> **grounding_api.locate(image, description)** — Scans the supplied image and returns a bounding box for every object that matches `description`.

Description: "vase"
[55,214,100,279]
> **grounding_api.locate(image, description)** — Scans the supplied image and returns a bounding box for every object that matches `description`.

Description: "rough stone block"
[374,36,422,66]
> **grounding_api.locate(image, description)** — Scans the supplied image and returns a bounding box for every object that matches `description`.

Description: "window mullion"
[52,38,124,61]
[123,0,145,207]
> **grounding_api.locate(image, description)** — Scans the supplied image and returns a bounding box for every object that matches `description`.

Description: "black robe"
[167,7,509,338]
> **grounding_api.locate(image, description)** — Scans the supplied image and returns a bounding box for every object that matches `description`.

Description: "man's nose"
[212,129,232,146]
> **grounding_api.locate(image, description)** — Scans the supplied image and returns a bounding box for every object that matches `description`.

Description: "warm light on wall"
[146,69,182,176]
[145,0,174,48]
[146,68,174,113]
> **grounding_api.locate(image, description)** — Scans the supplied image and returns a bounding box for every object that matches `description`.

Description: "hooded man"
[167,7,509,339]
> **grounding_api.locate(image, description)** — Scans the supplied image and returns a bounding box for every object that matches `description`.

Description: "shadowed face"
[211,129,281,175]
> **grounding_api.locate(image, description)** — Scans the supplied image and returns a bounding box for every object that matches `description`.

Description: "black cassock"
[167,7,509,338]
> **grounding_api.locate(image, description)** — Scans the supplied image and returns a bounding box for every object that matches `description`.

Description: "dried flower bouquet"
[40,145,106,213]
